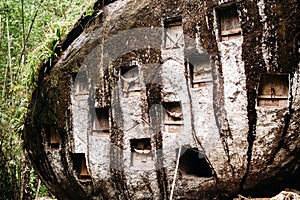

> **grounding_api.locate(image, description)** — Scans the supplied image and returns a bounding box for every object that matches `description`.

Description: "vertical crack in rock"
[109,67,131,200]
[239,88,257,191]
[110,132,131,199]
[151,97,169,200]
[141,175,154,195]
[154,145,169,200]
[109,140,131,199]
[146,63,169,200]
[239,1,264,191]
[91,181,111,200]
[110,168,131,200]
[212,57,235,176]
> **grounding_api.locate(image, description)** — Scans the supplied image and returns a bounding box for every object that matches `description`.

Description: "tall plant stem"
[3,15,13,104]
[16,0,44,77]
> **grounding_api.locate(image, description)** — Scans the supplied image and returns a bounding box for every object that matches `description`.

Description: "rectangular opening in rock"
[72,71,89,99]
[188,55,212,88]
[120,65,140,97]
[218,5,241,41]
[93,107,110,135]
[45,125,60,149]
[257,74,289,108]
[162,102,183,133]
[178,147,212,177]
[72,153,91,182]
[164,18,184,49]
[130,138,154,168]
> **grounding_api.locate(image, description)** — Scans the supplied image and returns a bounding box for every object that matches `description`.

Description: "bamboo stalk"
[170,145,182,200]
[0,14,3,50]
[21,0,25,67]
[6,16,12,85]
[17,0,44,74]
[3,14,13,102]
[35,179,41,200]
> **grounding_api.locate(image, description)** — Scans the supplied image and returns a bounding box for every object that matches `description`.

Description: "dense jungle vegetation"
[0,0,94,199]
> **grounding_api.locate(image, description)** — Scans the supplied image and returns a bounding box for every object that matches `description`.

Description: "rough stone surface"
[24,0,300,199]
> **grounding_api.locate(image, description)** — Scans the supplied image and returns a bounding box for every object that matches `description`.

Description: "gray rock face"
[24,0,300,199]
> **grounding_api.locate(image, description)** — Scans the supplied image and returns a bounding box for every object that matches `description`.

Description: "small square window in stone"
[257,74,289,108]
[72,153,91,182]
[218,5,241,41]
[163,102,183,133]
[72,71,89,98]
[188,55,212,88]
[44,125,60,149]
[130,138,154,168]
[120,65,140,97]
[164,19,184,49]
[93,107,110,134]
[177,147,212,177]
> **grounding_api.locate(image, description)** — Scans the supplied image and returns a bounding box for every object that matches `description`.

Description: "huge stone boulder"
[24,0,300,199]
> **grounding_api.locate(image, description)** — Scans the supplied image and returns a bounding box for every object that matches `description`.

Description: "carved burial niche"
[178,147,212,177]
[72,153,91,182]
[257,74,289,108]
[120,65,140,97]
[162,102,183,133]
[164,18,184,49]
[188,54,212,88]
[44,125,60,149]
[217,5,241,41]
[130,138,154,168]
[93,107,110,135]
[72,71,89,99]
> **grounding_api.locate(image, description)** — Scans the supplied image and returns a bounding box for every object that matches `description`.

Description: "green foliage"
[0,0,95,199]
[39,183,51,197]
